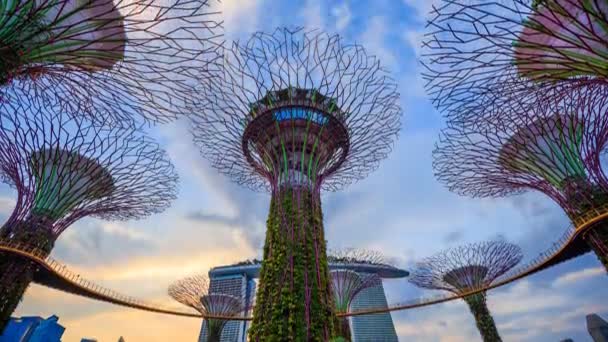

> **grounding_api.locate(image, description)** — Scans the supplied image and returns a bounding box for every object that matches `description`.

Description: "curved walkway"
[0,205,605,320]
[0,239,248,321]
[345,206,606,317]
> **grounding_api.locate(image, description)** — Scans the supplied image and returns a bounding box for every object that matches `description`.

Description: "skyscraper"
[587,313,608,342]
[198,265,258,342]
[350,275,399,341]
[199,262,407,341]
[0,315,64,342]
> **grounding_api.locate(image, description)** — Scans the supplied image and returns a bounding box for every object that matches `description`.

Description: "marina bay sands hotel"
[198,261,408,341]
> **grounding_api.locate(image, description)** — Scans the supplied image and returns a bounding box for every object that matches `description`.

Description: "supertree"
[409,241,523,342]
[330,270,381,342]
[0,0,222,127]
[0,98,178,331]
[421,0,608,124]
[168,275,244,342]
[189,27,401,341]
[434,82,608,270]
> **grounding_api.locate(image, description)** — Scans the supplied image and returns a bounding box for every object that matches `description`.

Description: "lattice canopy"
[190,27,401,192]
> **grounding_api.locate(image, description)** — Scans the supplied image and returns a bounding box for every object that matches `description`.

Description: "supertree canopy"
[168,275,244,342]
[0,0,222,127]
[330,270,380,342]
[409,241,523,342]
[434,83,608,269]
[190,27,401,341]
[0,99,178,331]
[421,0,608,122]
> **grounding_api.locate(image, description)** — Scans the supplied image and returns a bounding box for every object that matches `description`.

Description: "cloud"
[490,280,569,315]
[442,230,464,245]
[223,0,260,38]
[392,257,608,342]
[300,0,323,29]
[360,16,396,69]
[52,221,157,267]
[186,212,242,227]
[553,267,605,288]
[331,3,352,32]
[0,196,15,216]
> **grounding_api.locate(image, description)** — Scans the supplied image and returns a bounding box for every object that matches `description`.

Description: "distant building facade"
[0,315,65,342]
[350,275,399,341]
[198,262,407,341]
[197,270,256,342]
[587,314,608,342]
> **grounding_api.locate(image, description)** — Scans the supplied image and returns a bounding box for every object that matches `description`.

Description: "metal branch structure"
[190,27,401,341]
[330,270,380,341]
[422,0,608,123]
[168,275,244,342]
[0,0,222,127]
[0,99,178,332]
[434,82,608,269]
[409,241,523,342]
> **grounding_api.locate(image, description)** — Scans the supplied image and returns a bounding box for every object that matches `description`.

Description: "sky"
[6,0,608,341]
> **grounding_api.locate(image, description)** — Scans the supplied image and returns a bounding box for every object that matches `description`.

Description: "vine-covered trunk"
[332,316,351,341]
[249,187,334,341]
[206,320,223,342]
[463,292,502,342]
[0,217,54,333]
[584,223,608,272]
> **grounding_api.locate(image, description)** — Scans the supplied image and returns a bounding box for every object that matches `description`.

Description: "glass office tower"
[0,315,65,342]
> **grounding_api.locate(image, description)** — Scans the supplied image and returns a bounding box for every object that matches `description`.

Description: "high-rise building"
[198,262,407,341]
[198,264,258,342]
[0,315,65,342]
[350,275,399,341]
[587,313,608,342]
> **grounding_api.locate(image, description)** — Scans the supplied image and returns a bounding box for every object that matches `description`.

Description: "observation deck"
[241,88,350,186]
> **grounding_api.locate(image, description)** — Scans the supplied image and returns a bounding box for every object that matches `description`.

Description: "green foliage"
[206,322,223,342]
[463,292,502,342]
[249,188,335,341]
[331,316,352,341]
[0,256,37,333]
[330,337,348,342]
[0,219,54,333]
[564,181,608,221]
[584,222,608,271]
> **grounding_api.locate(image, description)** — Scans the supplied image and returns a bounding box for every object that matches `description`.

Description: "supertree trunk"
[206,322,223,342]
[0,218,54,333]
[463,293,502,342]
[584,223,608,272]
[332,316,352,341]
[249,187,334,341]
